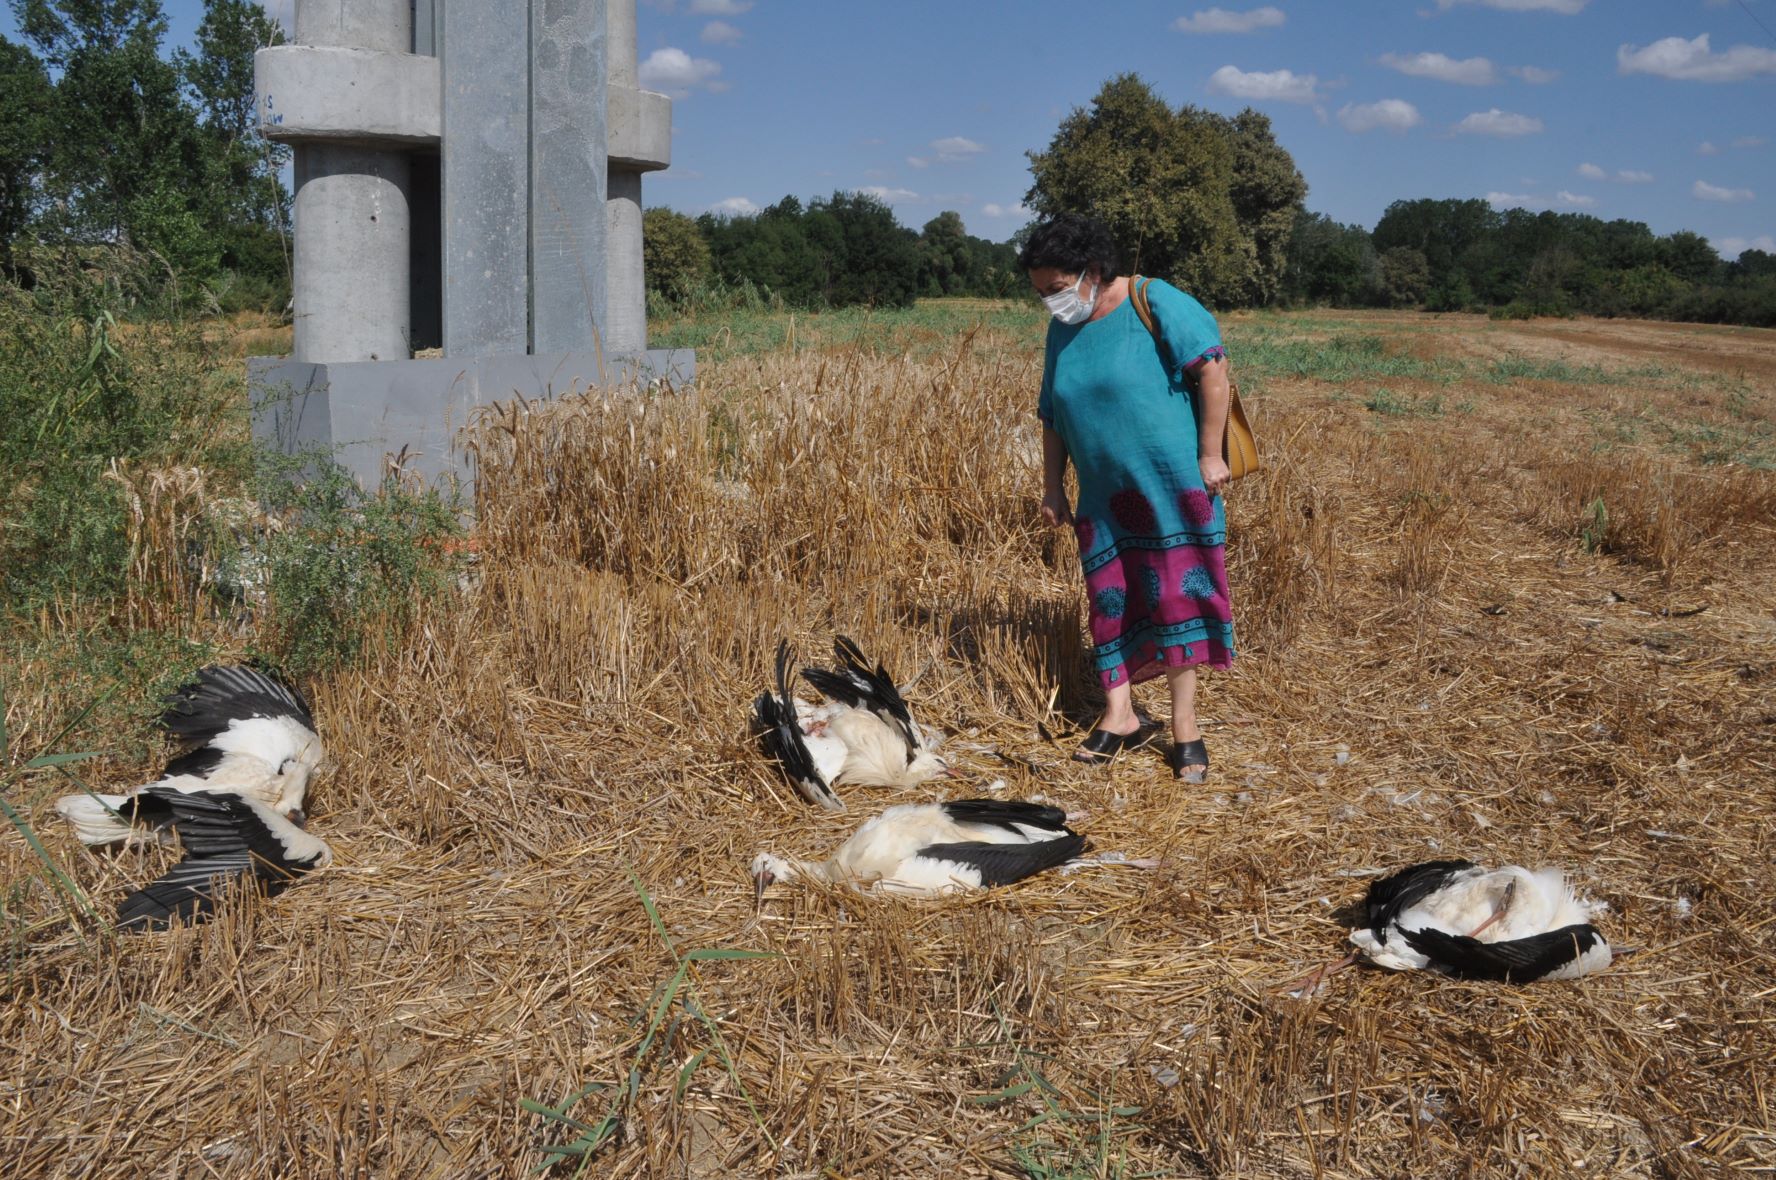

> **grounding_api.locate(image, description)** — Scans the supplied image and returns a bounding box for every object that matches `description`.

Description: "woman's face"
[1028,265,1094,299]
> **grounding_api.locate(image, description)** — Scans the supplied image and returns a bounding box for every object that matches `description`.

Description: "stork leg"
[1464,880,1517,939]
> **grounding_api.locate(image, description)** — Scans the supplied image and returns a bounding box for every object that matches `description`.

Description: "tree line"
[1286,199,1775,325]
[643,196,1021,311]
[1,0,288,309]
[646,74,1773,329]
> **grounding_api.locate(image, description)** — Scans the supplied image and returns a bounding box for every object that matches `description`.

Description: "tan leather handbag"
[1128,276,1259,481]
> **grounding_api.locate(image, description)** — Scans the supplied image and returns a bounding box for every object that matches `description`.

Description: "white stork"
[1286,859,1613,993]
[109,786,331,931]
[753,639,949,811]
[749,798,1084,900]
[55,665,324,847]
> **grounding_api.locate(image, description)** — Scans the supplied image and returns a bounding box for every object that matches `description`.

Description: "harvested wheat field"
[4,308,1775,1178]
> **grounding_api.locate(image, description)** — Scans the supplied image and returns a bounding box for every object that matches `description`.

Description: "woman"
[1020,214,1235,782]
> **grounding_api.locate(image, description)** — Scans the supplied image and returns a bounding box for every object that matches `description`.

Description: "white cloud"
[1713,234,1776,256]
[1207,65,1320,102]
[1694,179,1754,202]
[1618,34,1776,82]
[1508,65,1560,83]
[1338,99,1422,133]
[1439,0,1587,11]
[1486,191,1543,209]
[931,136,986,161]
[1617,169,1654,183]
[1576,162,1607,180]
[907,137,986,170]
[1556,190,1596,207]
[638,48,724,97]
[1379,52,1496,85]
[860,186,920,203]
[689,0,751,13]
[1732,135,1769,149]
[1698,140,1721,155]
[700,20,741,44]
[982,202,1032,218]
[1454,108,1544,136]
[1172,6,1285,33]
[708,196,759,216]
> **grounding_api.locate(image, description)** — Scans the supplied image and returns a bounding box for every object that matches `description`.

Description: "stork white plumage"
[1286,859,1613,993]
[55,665,324,847]
[750,798,1085,900]
[110,786,332,931]
[753,639,949,811]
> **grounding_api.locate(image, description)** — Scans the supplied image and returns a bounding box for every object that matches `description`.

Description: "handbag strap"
[1127,275,1174,373]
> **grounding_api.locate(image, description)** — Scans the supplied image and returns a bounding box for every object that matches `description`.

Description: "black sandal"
[1073,726,1152,764]
[1168,738,1210,783]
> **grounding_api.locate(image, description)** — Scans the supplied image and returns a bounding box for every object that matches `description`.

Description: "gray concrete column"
[292,145,413,364]
[441,0,529,356]
[605,171,646,353]
[608,0,636,88]
[296,0,409,51]
[530,0,609,356]
[606,0,645,353]
[287,0,414,365]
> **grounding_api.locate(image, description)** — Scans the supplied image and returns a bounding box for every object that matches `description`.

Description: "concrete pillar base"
[250,349,697,494]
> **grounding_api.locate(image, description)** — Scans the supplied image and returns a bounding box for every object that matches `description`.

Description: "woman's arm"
[1041,426,1073,527]
[1192,356,1232,494]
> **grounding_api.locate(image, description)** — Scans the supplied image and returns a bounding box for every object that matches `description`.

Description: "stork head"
[272,733,328,821]
[749,852,796,906]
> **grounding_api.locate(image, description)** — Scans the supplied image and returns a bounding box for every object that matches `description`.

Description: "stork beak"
[285,808,308,830]
[752,870,774,909]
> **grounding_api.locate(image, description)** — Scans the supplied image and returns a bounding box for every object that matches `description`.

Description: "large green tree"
[642,205,711,300]
[0,36,52,248]
[180,0,288,236]
[1024,73,1305,307]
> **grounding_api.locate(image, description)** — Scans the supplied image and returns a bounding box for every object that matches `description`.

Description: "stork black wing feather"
[115,787,326,933]
[160,746,226,780]
[1400,924,1607,982]
[1361,860,1478,936]
[160,665,316,745]
[916,834,1087,887]
[754,642,841,810]
[801,635,918,757]
[939,798,1071,835]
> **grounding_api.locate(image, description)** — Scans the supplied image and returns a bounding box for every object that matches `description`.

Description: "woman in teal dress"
[1019,214,1235,782]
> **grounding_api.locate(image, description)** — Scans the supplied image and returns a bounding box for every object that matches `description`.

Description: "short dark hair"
[1017,214,1121,283]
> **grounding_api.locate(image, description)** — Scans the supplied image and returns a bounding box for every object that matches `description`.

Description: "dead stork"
[111,786,332,931]
[1286,859,1613,993]
[749,798,1084,899]
[753,639,949,811]
[56,665,324,847]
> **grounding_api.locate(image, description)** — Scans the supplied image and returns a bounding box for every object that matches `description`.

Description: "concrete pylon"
[250,0,688,491]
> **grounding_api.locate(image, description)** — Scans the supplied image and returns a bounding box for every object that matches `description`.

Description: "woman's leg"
[1164,665,1207,777]
[1097,678,1141,735]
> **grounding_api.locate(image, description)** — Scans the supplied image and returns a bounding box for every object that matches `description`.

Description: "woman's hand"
[1041,488,1074,528]
[1199,455,1232,496]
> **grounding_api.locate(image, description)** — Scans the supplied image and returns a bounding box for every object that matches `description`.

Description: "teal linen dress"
[1038,278,1236,689]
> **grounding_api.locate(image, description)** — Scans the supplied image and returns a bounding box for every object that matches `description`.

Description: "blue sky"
[5,0,1773,256]
[634,0,1776,256]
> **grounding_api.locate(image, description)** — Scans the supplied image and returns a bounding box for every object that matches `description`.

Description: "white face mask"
[1042,271,1097,324]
